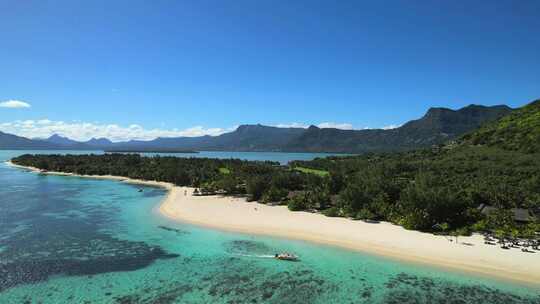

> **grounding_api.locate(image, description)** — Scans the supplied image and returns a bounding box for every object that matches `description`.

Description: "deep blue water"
[0,150,539,303]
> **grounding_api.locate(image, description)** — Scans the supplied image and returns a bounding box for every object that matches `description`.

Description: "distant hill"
[0,103,515,153]
[85,137,113,146]
[46,134,81,146]
[110,124,306,152]
[45,134,103,150]
[0,131,60,149]
[461,100,540,153]
[284,104,512,153]
[201,124,306,151]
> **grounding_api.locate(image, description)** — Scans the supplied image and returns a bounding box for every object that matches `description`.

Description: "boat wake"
[232,253,276,259]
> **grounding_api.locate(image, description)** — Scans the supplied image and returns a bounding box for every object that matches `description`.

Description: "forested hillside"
[286,104,511,152]
[462,99,540,153]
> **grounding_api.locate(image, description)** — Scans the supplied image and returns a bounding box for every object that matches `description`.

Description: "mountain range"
[0,103,513,153]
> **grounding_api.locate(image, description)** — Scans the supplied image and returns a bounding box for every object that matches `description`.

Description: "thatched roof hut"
[478,204,537,223]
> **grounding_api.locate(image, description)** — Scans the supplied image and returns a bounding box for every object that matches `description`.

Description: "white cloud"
[273,122,404,130]
[0,118,404,142]
[0,100,31,108]
[274,122,355,130]
[317,122,354,130]
[275,122,309,128]
[0,119,233,142]
[179,126,235,137]
[37,119,52,125]
[381,124,401,130]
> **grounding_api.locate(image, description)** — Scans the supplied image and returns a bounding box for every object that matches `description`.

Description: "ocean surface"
[0,149,346,165]
[175,151,349,164]
[0,150,539,303]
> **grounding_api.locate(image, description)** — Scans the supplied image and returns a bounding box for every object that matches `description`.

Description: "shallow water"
[0,150,539,303]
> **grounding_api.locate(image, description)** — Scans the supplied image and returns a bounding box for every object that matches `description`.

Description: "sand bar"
[7,161,540,286]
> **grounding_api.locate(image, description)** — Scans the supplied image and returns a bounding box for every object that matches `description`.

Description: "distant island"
[104,149,199,154]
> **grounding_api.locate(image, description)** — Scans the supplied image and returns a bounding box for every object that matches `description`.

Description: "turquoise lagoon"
[0,150,538,303]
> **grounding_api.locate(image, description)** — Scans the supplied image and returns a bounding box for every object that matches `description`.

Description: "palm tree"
[433,222,451,242]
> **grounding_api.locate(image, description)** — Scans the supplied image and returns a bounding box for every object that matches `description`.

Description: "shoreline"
[7,161,540,287]
[158,187,540,287]
[5,161,174,190]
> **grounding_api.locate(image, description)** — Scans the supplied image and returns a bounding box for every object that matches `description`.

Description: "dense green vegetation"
[462,99,540,153]
[12,146,539,238]
[219,167,231,174]
[291,146,539,234]
[11,153,288,192]
[293,166,329,177]
[10,100,540,239]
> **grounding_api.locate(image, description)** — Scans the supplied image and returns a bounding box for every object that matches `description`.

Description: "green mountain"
[285,104,512,153]
[461,100,540,153]
[113,104,512,153]
[285,100,540,232]
[0,103,514,153]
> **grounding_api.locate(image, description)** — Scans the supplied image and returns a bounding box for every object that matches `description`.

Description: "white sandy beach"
[160,187,540,286]
[7,161,540,286]
[6,161,174,190]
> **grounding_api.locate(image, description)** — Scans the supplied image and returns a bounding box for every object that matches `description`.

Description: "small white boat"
[274,252,299,261]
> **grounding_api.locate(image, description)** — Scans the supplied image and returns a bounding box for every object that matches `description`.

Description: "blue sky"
[0,0,539,141]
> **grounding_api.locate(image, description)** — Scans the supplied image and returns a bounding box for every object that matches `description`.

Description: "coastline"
[5,161,174,190]
[7,161,540,287]
[158,187,540,287]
